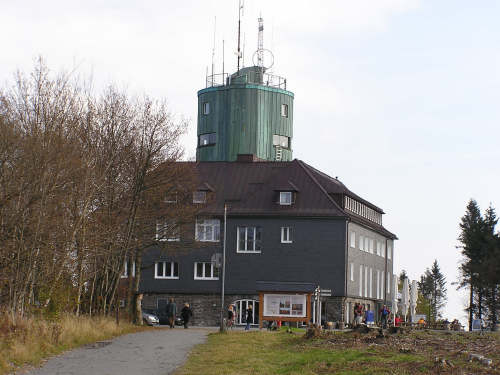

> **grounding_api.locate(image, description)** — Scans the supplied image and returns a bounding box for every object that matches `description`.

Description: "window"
[198,133,216,146]
[364,266,368,297]
[364,237,369,253]
[193,191,207,204]
[272,134,290,149]
[369,268,373,298]
[156,220,180,241]
[381,272,385,299]
[359,265,363,296]
[281,103,288,117]
[387,272,391,294]
[350,263,354,281]
[195,218,220,242]
[121,259,136,278]
[369,239,374,254]
[350,232,356,248]
[194,262,219,280]
[388,245,392,260]
[359,235,364,251]
[203,102,210,115]
[164,191,177,203]
[279,191,292,205]
[281,227,292,243]
[155,261,179,279]
[376,242,381,256]
[376,270,380,299]
[237,226,262,252]
[381,243,386,258]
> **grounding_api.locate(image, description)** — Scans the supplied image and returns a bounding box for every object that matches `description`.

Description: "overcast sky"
[2,0,499,324]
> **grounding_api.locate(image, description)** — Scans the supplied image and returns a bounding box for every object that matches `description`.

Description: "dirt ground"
[312,328,500,374]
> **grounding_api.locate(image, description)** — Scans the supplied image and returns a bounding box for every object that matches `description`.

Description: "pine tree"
[483,205,499,325]
[418,260,447,322]
[458,199,484,329]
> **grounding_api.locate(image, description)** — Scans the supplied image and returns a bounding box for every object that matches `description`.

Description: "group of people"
[227,304,253,330]
[352,303,392,328]
[165,298,193,328]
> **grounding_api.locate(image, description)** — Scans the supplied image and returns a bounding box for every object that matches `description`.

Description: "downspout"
[383,238,388,307]
[344,218,349,326]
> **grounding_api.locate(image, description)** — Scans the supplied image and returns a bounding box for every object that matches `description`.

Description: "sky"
[2,0,499,325]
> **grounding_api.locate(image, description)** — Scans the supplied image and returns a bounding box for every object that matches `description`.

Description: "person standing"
[227,305,235,329]
[380,305,390,329]
[245,305,253,331]
[166,298,177,328]
[181,303,193,329]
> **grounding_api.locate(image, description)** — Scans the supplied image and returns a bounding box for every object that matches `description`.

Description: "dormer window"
[279,191,292,205]
[193,191,207,204]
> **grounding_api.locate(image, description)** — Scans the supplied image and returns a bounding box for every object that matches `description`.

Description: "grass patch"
[175,331,426,375]
[0,313,148,375]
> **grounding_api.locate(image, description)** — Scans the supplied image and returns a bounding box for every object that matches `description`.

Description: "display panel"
[263,294,306,317]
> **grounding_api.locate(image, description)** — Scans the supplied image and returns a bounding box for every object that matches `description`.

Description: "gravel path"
[26,327,214,375]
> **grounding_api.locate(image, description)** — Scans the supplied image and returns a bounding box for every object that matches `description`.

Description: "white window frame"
[237,226,262,253]
[369,268,373,298]
[376,242,381,256]
[350,263,354,282]
[369,239,374,254]
[281,227,292,243]
[381,242,386,258]
[387,272,391,294]
[364,237,369,253]
[281,103,288,118]
[364,266,368,297]
[121,259,136,278]
[359,265,363,296]
[195,218,220,242]
[193,191,207,204]
[203,102,210,115]
[376,270,380,299]
[193,262,219,280]
[156,220,180,242]
[279,191,292,205]
[350,232,356,248]
[154,261,179,279]
[388,244,392,260]
[359,235,364,251]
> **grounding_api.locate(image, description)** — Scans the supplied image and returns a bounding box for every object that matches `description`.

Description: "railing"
[206,73,229,88]
[206,71,288,90]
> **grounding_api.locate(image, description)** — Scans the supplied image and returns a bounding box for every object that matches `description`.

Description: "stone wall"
[143,293,259,326]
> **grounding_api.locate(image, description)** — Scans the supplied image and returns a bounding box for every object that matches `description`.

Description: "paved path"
[26,327,213,375]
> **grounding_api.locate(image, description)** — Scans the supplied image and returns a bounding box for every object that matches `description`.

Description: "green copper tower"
[196,65,294,162]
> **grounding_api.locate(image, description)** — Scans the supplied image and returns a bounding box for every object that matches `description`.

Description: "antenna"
[242,33,246,68]
[236,0,244,72]
[211,16,216,79]
[222,39,225,82]
[257,16,264,67]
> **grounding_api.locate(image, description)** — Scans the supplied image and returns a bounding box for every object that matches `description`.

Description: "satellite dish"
[252,48,274,70]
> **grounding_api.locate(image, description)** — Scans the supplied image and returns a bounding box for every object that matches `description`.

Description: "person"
[417,317,426,327]
[166,298,177,328]
[380,305,390,329]
[181,303,193,329]
[355,303,364,326]
[394,315,402,327]
[353,303,359,327]
[245,305,253,330]
[227,304,235,329]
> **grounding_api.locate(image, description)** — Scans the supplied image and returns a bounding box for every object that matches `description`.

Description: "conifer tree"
[419,260,447,322]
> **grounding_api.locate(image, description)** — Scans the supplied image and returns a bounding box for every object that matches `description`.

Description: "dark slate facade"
[139,158,397,326]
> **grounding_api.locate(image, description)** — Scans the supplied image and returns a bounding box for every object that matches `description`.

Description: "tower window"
[203,102,210,115]
[198,133,216,147]
[272,135,290,149]
[281,103,288,118]
[279,192,292,205]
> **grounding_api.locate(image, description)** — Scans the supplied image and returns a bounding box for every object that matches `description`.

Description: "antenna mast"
[257,16,264,68]
[211,16,216,78]
[237,0,244,72]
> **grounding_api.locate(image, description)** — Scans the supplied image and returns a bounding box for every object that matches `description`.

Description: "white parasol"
[392,275,399,317]
[410,280,418,321]
[402,278,410,322]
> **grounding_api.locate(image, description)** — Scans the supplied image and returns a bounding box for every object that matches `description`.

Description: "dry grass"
[0,313,148,375]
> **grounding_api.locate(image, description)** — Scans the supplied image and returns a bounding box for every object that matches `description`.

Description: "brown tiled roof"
[184,159,397,239]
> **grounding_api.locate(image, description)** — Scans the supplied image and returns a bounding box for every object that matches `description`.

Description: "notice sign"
[263,294,307,317]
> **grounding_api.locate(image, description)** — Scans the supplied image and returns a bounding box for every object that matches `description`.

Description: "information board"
[263,294,307,318]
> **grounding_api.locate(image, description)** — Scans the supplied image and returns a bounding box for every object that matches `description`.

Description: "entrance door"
[233,299,259,325]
